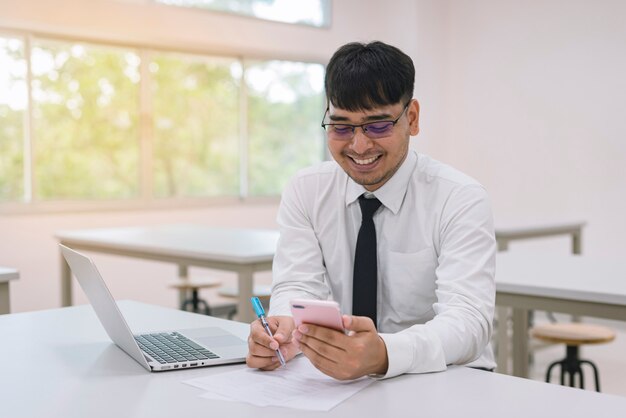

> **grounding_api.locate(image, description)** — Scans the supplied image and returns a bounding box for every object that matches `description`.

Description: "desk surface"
[56,224,279,264]
[494,220,586,237]
[496,253,626,306]
[1,301,625,418]
[0,267,19,282]
[56,225,279,322]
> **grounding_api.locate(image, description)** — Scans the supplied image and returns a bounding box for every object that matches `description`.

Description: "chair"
[168,278,222,315]
[218,284,272,318]
[530,322,616,391]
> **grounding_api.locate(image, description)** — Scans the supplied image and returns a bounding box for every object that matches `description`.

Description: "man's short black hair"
[324,41,415,111]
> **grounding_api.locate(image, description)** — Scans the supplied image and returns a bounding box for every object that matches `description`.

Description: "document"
[183,356,375,411]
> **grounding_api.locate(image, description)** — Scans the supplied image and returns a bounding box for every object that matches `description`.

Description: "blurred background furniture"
[170,279,271,319]
[0,266,19,314]
[530,322,616,391]
[495,253,626,378]
[56,225,279,322]
[494,221,586,375]
[495,221,585,253]
[168,277,223,315]
[216,283,271,318]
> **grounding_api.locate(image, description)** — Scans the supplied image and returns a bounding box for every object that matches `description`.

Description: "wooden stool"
[168,278,222,315]
[530,323,616,391]
[218,284,272,318]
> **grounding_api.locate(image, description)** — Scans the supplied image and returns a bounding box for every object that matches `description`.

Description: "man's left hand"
[293,315,388,380]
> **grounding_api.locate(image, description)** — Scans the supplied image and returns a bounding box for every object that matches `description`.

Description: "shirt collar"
[345,149,418,215]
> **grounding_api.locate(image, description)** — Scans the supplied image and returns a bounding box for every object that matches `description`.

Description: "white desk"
[1,301,625,418]
[495,221,586,253]
[0,266,19,314]
[496,253,626,378]
[494,221,586,374]
[56,225,279,322]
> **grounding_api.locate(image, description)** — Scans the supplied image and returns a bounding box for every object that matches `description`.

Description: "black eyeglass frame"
[320,100,412,140]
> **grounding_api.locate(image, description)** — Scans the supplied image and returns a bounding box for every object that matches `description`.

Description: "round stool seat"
[218,284,272,301]
[530,323,615,346]
[168,278,222,291]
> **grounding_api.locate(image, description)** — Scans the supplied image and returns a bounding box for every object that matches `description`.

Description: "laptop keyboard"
[135,332,220,364]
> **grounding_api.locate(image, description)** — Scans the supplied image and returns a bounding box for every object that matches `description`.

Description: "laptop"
[60,244,248,372]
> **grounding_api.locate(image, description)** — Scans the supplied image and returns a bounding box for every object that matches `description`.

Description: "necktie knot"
[359,195,382,222]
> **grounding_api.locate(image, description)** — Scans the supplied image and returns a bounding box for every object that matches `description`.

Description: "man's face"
[326,100,420,191]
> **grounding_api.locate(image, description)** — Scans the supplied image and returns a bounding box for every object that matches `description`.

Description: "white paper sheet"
[183,356,374,411]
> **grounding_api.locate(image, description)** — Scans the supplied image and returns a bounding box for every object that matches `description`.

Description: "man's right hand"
[246,315,299,370]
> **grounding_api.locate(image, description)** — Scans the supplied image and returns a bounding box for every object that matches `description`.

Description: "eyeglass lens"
[328,121,394,140]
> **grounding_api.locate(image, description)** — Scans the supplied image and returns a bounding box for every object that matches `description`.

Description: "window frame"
[153,0,333,29]
[0,28,327,214]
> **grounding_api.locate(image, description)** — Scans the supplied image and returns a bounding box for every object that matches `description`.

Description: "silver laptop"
[60,244,248,372]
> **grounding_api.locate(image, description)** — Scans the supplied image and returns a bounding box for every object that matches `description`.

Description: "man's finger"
[297,323,345,347]
[273,317,295,344]
[249,338,279,357]
[296,330,342,363]
[246,353,280,370]
[250,320,278,348]
[343,315,376,333]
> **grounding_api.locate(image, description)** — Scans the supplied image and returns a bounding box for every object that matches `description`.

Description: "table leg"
[236,266,255,323]
[0,282,10,314]
[571,230,582,322]
[512,308,529,378]
[61,251,72,307]
[177,265,189,308]
[572,230,582,255]
[495,306,510,374]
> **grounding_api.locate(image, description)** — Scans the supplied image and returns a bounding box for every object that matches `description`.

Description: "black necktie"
[352,195,382,327]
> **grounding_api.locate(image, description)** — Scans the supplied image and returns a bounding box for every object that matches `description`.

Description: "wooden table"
[56,225,279,322]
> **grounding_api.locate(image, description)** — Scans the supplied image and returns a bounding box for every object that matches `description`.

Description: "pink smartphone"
[290,299,344,331]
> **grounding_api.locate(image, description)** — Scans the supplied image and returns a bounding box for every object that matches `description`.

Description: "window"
[155,0,331,28]
[151,53,241,198]
[0,33,326,209]
[246,60,325,195]
[0,37,26,202]
[31,40,140,200]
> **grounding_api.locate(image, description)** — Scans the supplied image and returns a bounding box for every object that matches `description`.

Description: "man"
[246,41,496,380]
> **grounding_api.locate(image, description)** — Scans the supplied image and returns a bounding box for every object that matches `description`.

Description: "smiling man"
[246,41,496,380]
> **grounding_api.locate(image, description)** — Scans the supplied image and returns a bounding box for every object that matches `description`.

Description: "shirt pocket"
[382,247,438,321]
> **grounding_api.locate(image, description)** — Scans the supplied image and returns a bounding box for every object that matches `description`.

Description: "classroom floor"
[525,313,626,397]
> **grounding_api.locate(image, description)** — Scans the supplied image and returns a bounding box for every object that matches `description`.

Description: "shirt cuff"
[377,326,447,379]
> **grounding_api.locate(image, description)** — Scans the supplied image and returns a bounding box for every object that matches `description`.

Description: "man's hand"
[246,315,299,370]
[293,315,388,380]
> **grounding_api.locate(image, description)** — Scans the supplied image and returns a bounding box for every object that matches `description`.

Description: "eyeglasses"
[321,101,410,141]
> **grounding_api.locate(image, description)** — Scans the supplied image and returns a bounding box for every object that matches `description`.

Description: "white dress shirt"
[269,149,496,378]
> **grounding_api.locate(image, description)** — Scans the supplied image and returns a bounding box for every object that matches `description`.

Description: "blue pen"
[251,297,286,367]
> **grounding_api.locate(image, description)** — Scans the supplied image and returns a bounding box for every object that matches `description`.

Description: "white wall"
[0,0,421,313]
[417,0,626,256]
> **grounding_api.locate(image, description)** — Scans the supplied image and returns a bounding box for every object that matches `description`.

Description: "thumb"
[273,316,295,343]
[343,315,376,333]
